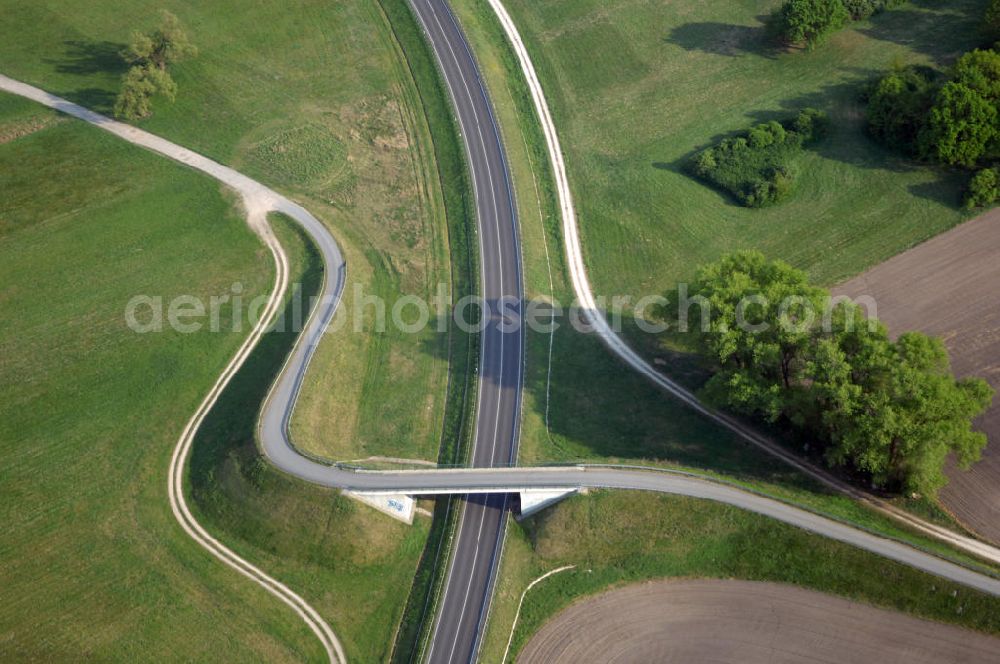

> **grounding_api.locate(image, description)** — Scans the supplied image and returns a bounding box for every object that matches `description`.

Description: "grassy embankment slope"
[0,0,466,660]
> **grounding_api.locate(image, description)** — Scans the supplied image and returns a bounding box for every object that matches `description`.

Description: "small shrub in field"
[965,167,1000,209]
[842,0,907,19]
[776,0,908,47]
[690,109,827,208]
[794,107,830,141]
[842,0,880,20]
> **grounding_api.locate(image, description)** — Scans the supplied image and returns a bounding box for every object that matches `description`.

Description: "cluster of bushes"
[691,109,827,208]
[665,252,993,496]
[841,0,906,20]
[774,0,905,47]
[865,48,1000,208]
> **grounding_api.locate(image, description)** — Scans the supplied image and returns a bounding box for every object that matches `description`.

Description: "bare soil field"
[518,579,1000,663]
[834,209,1000,544]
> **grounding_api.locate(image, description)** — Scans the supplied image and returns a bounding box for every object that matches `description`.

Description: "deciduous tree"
[920,81,998,167]
[124,10,198,71]
[673,251,826,420]
[114,10,196,121]
[865,66,936,155]
[821,332,992,495]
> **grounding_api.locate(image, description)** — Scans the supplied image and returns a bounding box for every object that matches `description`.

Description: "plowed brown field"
[519,579,1000,663]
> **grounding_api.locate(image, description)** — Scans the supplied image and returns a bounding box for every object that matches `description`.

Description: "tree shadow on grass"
[665,16,783,59]
[188,217,435,661]
[58,87,118,114]
[49,39,128,76]
[858,0,988,66]
[526,314,818,489]
[738,73,937,175]
[42,39,128,115]
[908,170,970,208]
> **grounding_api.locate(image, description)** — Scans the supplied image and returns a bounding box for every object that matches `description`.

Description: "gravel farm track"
[836,207,1000,546]
[519,579,1000,664]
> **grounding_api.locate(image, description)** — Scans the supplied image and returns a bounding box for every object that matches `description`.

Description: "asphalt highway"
[404,0,524,661]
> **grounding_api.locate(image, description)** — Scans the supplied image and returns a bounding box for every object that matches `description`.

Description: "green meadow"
[0,0,470,658]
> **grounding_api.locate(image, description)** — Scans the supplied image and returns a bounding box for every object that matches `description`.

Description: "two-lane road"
[405,0,524,661]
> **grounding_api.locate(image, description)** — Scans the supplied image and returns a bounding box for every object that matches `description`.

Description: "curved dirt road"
[519,579,1000,664]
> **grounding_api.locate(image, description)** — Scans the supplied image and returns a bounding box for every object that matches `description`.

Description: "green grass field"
[0,0,455,463]
[0,93,326,660]
[502,0,985,297]
[483,492,1000,661]
[0,89,437,661]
